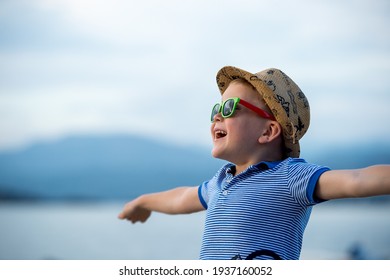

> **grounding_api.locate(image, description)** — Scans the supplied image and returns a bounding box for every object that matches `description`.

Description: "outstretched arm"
[315,165,390,201]
[118,186,205,223]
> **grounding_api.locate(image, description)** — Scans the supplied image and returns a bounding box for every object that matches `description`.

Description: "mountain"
[0,135,224,201]
[302,142,390,169]
[0,134,389,201]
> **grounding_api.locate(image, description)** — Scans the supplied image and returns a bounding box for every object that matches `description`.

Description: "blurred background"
[0,0,389,260]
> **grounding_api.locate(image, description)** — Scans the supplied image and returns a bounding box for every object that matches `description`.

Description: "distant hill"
[302,142,390,169]
[0,135,224,200]
[0,134,389,201]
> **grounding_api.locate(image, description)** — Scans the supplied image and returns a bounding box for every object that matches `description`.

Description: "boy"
[118,66,390,260]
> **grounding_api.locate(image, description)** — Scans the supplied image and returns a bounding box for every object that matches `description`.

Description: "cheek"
[230,119,262,141]
[226,121,248,140]
[210,123,215,137]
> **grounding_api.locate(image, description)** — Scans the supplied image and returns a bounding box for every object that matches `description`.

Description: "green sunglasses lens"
[211,103,220,121]
[222,98,236,117]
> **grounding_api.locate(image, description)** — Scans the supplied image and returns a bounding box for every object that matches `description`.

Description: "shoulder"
[280,157,331,204]
[276,157,328,174]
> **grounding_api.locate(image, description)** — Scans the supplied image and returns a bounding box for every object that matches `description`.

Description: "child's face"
[210,82,272,165]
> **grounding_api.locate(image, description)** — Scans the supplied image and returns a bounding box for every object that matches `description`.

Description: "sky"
[1,0,389,153]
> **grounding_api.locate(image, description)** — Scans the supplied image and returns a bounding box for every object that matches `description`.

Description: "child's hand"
[118,186,203,223]
[118,198,151,223]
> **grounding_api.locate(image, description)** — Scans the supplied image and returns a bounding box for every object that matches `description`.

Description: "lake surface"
[0,201,389,260]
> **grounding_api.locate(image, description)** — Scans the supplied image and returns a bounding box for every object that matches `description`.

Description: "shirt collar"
[226,164,236,175]
[225,160,283,175]
[254,160,283,170]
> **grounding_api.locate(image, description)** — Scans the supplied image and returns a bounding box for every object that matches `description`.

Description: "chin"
[211,148,218,159]
[211,148,228,161]
[211,148,222,159]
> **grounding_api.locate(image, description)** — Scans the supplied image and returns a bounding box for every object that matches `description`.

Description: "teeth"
[215,130,227,139]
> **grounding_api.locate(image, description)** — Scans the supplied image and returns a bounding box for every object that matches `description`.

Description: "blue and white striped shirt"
[198,157,330,260]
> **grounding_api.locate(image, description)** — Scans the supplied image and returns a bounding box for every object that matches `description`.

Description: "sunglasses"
[211,97,276,122]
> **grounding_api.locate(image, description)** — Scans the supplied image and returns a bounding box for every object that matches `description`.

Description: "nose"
[212,112,223,123]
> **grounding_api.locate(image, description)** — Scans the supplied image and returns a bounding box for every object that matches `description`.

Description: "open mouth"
[215,130,227,139]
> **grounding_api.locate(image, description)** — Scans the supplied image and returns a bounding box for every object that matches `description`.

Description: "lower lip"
[214,136,225,142]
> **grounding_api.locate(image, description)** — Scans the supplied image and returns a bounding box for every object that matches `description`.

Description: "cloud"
[0,0,389,151]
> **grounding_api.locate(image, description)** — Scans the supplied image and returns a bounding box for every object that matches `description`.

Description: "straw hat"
[216,66,310,158]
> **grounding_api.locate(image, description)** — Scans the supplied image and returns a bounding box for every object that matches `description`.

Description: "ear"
[258,121,282,144]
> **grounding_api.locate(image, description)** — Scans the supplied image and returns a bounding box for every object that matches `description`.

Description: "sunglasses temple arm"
[239,99,276,121]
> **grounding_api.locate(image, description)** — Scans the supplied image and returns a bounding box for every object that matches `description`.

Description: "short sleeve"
[306,168,331,204]
[198,181,209,209]
[287,158,331,206]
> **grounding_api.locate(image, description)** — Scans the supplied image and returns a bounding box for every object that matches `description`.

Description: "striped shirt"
[198,157,330,260]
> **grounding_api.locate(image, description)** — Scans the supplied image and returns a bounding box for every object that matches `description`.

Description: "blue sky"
[0,0,389,153]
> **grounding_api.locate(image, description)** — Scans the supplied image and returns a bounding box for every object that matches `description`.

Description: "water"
[0,201,389,260]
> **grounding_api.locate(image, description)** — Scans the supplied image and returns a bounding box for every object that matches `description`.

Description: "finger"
[118,212,126,219]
